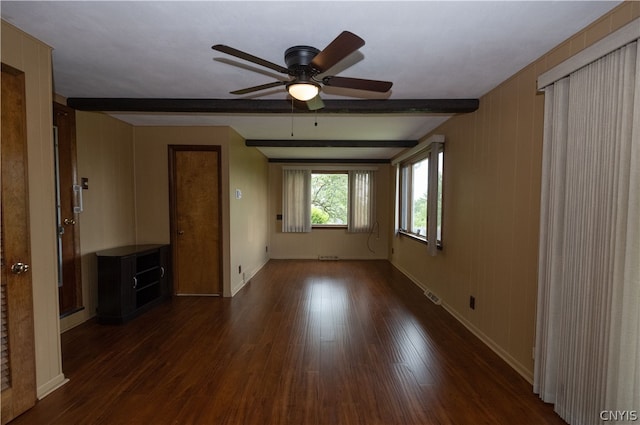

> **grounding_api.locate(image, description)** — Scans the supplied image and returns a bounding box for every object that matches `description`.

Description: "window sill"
[398,230,427,244]
[397,230,443,250]
[312,225,348,229]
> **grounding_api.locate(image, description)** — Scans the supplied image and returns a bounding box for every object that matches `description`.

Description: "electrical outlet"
[469,296,476,310]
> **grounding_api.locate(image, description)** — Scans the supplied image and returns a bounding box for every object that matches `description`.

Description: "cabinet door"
[159,246,171,298]
[120,256,136,317]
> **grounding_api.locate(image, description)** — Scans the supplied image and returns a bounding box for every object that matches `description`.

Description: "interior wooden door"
[53,102,83,317]
[1,63,37,424]
[169,146,222,295]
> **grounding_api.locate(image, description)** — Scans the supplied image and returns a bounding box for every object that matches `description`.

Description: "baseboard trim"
[37,373,69,399]
[390,260,534,384]
[231,257,270,296]
[441,302,534,384]
[268,255,389,260]
[390,261,430,293]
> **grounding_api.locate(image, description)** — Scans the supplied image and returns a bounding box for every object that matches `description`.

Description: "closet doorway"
[168,146,222,296]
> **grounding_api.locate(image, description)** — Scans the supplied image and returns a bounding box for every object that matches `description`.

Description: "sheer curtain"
[282,169,311,232]
[535,41,640,424]
[348,170,376,233]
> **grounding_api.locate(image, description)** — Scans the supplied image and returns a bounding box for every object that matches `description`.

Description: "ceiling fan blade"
[322,76,392,93]
[291,95,324,111]
[306,95,325,111]
[310,31,365,73]
[212,44,290,74]
[230,81,286,95]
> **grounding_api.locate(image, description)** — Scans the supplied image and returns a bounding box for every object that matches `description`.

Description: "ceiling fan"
[212,31,393,110]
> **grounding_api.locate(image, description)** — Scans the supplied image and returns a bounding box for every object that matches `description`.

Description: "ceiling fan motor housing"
[285,46,320,73]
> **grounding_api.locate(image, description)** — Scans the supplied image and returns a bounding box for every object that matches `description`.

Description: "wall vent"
[318,255,339,261]
[424,290,441,305]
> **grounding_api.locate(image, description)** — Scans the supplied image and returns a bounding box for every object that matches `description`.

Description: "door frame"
[53,101,83,317]
[168,145,223,295]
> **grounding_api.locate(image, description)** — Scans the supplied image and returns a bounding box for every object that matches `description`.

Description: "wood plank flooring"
[12,260,565,424]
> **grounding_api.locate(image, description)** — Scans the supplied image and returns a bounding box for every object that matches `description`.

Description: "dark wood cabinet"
[96,244,171,324]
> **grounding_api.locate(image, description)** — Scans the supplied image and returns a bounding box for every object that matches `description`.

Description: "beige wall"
[268,163,391,260]
[61,122,269,324]
[133,126,231,294]
[60,121,268,322]
[133,126,230,244]
[60,111,136,331]
[1,21,65,397]
[133,126,269,297]
[229,130,270,294]
[390,1,640,383]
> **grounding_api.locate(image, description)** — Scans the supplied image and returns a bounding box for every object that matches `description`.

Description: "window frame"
[281,165,377,233]
[397,143,444,249]
[435,148,444,245]
[310,170,349,229]
[399,152,429,239]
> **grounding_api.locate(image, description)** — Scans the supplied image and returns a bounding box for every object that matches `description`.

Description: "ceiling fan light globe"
[287,83,319,101]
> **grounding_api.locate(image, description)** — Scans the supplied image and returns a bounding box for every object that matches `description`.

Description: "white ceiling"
[1,1,621,160]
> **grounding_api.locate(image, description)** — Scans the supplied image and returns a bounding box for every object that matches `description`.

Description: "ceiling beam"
[246,139,418,148]
[66,98,479,114]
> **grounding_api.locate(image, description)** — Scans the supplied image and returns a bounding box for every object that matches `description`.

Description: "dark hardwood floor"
[14,260,565,425]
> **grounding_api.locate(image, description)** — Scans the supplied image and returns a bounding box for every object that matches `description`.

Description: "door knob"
[63,218,76,225]
[178,230,185,235]
[11,262,30,275]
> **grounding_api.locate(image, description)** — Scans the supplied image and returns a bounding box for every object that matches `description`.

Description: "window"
[397,143,444,250]
[282,168,376,233]
[410,156,429,236]
[311,172,348,226]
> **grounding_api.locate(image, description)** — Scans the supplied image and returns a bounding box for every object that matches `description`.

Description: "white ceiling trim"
[391,134,445,165]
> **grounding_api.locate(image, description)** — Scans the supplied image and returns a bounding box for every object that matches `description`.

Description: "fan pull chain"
[291,97,294,137]
[315,111,318,127]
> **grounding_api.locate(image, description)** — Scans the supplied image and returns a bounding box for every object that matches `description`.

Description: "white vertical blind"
[348,170,376,233]
[535,41,640,424]
[604,39,640,416]
[282,169,311,233]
